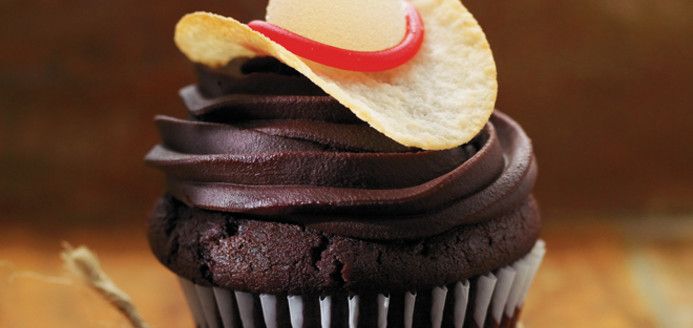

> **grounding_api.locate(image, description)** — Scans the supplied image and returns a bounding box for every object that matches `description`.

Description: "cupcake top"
[145,59,540,294]
[145,58,537,241]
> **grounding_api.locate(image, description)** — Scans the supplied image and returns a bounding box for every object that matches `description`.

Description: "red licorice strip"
[248,2,424,72]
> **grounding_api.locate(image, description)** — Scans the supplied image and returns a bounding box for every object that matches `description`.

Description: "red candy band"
[248,2,424,72]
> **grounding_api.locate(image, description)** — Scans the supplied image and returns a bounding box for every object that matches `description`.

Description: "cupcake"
[146,0,545,327]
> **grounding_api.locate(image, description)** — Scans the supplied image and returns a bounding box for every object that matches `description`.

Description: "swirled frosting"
[145,57,537,240]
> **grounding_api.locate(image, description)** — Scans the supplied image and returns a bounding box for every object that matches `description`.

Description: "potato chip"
[174,0,497,150]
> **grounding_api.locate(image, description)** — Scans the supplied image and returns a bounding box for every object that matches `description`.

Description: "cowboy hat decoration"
[175,0,497,150]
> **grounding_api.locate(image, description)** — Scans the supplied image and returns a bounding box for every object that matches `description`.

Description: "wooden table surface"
[2,216,691,328]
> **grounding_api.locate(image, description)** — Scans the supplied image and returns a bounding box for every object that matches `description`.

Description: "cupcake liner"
[179,240,545,328]
[179,278,208,327]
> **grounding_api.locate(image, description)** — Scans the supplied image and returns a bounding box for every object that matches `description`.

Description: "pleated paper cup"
[178,241,545,328]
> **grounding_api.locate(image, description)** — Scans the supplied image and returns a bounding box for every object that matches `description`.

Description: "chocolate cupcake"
[147,0,545,327]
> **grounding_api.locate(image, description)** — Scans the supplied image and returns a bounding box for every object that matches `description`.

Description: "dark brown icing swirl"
[145,58,537,240]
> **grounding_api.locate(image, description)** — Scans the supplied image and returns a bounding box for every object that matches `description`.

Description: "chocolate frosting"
[145,57,538,240]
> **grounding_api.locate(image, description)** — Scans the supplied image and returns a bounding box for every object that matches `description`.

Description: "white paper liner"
[213,287,240,328]
[196,285,222,328]
[320,296,331,327]
[490,267,517,324]
[289,295,305,328]
[403,291,416,328]
[473,272,498,327]
[431,286,448,328]
[179,278,207,327]
[348,295,359,328]
[260,294,277,328]
[376,294,389,328]
[178,240,545,328]
[453,281,470,328]
[504,240,546,321]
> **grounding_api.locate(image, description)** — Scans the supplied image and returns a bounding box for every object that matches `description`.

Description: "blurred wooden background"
[1,0,692,229]
[1,1,692,327]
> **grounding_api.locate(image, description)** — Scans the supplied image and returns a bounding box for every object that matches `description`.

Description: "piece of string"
[60,242,150,328]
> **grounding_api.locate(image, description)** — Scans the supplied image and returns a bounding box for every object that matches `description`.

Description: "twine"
[61,243,150,328]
